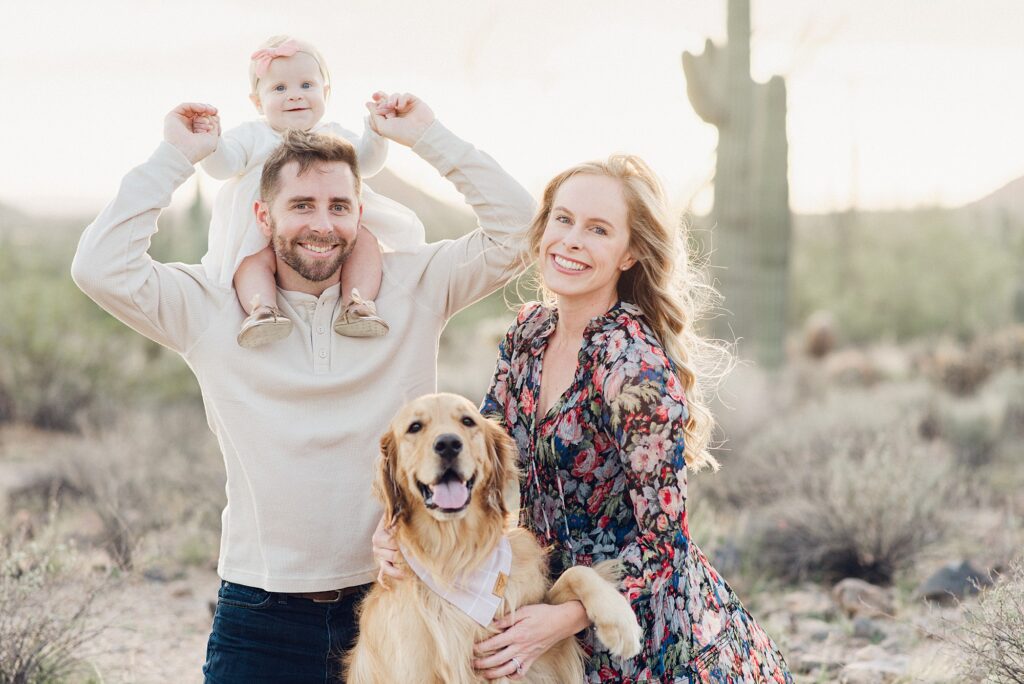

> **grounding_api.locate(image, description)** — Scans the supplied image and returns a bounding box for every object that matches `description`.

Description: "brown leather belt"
[286,585,368,604]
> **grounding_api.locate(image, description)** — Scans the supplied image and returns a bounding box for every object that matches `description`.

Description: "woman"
[372,155,792,681]
[470,156,793,682]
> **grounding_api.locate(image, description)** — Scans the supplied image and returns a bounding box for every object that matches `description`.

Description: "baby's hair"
[249,35,331,95]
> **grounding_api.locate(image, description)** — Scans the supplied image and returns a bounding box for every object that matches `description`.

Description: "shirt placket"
[309,299,333,374]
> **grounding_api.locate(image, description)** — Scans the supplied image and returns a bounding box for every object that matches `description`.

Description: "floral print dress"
[481,301,793,683]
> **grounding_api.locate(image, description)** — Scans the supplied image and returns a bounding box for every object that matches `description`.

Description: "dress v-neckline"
[534,343,573,425]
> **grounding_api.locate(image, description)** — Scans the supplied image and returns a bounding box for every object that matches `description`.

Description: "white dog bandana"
[401,537,513,627]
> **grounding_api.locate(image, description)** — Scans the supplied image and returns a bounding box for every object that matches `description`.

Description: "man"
[71,93,535,681]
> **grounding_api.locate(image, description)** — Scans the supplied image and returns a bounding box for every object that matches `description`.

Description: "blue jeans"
[203,580,370,683]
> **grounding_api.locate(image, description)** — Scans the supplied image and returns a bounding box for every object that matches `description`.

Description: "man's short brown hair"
[260,129,361,206]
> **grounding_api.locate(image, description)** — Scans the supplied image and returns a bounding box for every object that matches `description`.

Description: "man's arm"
[71,103,226,354]
[367,92,536,319]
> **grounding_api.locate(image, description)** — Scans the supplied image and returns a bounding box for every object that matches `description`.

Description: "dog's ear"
[483,419,520,519]
[375,430,410,527]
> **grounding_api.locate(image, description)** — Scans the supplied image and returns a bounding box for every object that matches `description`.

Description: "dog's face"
[377,393,516,526]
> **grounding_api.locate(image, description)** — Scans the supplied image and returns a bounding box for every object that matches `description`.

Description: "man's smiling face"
[257,160,361,290]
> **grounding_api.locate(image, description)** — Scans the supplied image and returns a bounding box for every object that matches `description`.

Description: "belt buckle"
[312,589,344,604]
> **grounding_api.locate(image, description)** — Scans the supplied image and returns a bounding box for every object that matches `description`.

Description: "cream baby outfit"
[200,119,426,287]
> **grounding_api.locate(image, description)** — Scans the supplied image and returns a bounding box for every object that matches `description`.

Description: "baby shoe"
[238,305,293,348]
[333,288,389,338]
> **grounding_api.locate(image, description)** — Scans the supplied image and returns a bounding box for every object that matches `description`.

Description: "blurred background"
[2,1,1022,681]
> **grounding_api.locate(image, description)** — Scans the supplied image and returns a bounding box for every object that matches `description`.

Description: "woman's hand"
[473,601,589,680]
[371,515,405,586]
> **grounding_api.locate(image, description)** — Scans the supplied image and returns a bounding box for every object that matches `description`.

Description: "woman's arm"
[597,326,691,670]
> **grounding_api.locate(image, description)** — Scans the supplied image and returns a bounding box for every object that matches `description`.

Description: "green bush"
[791,210,1017,343]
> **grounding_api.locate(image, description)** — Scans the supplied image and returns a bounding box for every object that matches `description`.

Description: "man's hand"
[163,103,221,164]
[365,91,435,148]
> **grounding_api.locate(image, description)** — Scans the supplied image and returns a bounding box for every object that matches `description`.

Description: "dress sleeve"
[480,318,515,429]
[323,121,388,178]
[598,324,691,669]
[201,122,257,179]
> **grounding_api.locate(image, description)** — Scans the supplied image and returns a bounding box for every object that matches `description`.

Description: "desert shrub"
[955,559,1024,683]
[0,236,201,432]
[706,381,933,509]
[751,432,954,583]
[0,520,108,683]
[52,407,224,570]
[704,382,955,584]
[926,393,1007,468]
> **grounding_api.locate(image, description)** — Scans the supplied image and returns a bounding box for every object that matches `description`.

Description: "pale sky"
[3,0,1023,218]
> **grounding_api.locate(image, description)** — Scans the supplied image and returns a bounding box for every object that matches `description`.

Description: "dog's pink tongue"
[432,480,469,509]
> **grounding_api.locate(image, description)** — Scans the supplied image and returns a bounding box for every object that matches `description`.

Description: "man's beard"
[269,218,353,283]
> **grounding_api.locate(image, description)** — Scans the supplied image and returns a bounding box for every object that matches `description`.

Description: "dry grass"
[6,407,224,573]
[752,431,956,583]
[0,509,109,684]
[954,559,1024,683]
[701,381,962,584]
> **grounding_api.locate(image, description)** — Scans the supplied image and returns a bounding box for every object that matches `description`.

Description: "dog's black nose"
[433,433,463,461]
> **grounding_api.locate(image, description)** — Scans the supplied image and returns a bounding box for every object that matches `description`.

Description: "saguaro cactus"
[683,0,792,367]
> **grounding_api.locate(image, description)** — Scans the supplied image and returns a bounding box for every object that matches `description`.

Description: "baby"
[200,35,425,347]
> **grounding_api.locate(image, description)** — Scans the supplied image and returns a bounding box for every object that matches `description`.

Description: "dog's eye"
[407,421,423,434]
[461,416,476,427]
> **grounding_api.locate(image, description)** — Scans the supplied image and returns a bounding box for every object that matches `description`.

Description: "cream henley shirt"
[71,121,536,592]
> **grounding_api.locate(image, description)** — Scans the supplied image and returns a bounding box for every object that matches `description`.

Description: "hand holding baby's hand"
[192,115,220,137]
[365,91,435,148]
[164,103,220,164]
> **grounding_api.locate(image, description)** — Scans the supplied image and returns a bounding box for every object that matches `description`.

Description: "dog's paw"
[594,609,643,659]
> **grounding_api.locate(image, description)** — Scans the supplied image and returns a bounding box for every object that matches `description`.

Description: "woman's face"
[539,174,635,307]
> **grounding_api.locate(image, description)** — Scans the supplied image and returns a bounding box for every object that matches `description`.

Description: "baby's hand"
[192,115,221,137]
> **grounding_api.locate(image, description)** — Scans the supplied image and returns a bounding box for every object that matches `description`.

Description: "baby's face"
[252,52,328,133]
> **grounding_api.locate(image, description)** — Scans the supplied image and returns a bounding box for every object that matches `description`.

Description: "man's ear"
[249,92,263,114]
[255,200,272,238]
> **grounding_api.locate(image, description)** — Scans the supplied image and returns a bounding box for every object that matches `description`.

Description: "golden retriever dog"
[345,393,642,683]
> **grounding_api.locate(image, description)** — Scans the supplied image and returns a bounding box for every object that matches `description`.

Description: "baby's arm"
[324,121,388,178]
[340,227,382,302]
[200,121,258,179]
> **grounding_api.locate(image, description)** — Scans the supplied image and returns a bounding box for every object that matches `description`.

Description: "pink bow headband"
[251,39,301,79]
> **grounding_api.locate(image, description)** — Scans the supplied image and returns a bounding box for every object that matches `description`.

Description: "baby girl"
[201,35,424,347]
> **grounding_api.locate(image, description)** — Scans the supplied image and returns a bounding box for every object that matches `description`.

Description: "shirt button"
[319,350,327,359]
[317,326,325,334]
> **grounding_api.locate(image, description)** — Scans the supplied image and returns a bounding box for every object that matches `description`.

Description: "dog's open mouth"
[417,471,476,513]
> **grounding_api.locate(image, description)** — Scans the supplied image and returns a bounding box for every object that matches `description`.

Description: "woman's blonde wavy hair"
[526,155,732,471]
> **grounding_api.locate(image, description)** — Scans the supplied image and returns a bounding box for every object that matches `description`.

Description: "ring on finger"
[510,656,524,675]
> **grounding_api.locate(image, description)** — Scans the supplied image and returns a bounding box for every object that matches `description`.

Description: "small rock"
[832,578,894,619]
[839,654,909,684]
[851,616,885,641]
[143,566,185,583]
[793,616,840,643]
[918,560,993,605]
[783,586,835,618]
[793,650,845,676]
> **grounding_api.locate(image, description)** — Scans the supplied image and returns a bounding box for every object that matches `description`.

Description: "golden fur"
[345,393,641,683]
